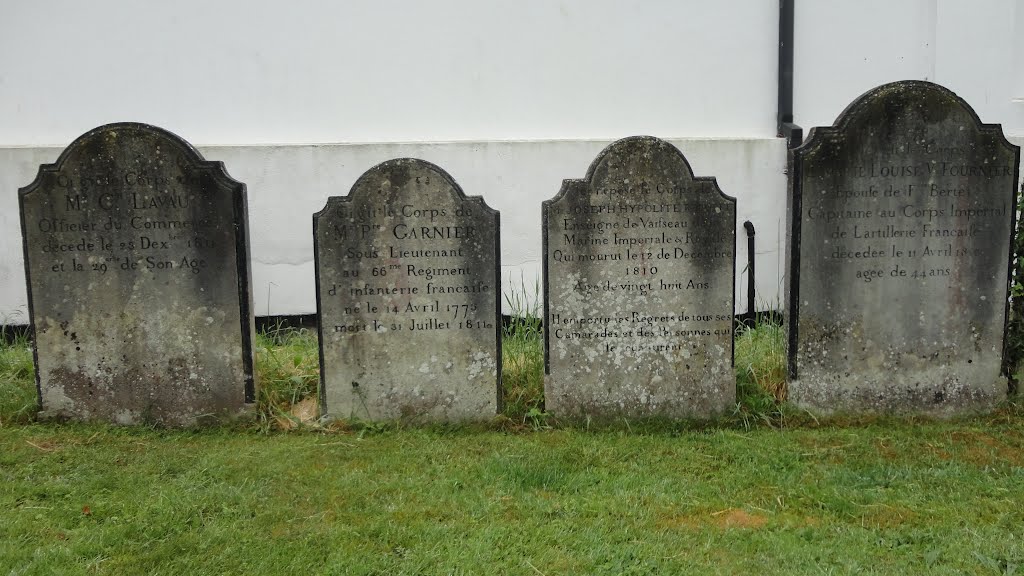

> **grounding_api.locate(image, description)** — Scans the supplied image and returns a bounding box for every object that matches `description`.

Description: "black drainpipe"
[778,0,803,148]
[743,221,756,327]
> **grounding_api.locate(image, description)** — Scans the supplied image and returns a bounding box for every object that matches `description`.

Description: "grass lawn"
[1,322,1023,575]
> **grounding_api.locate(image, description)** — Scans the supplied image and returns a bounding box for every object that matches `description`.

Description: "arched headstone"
[315,159,501,421]
[20,123,255,426]
[543,136,737,418]
[786,81,1019,415]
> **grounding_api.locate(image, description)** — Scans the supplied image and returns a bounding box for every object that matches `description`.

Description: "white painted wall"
[794,0,1024,136]
[0,1,778,145]
[3,0,1023,321]
[0,0,784,320]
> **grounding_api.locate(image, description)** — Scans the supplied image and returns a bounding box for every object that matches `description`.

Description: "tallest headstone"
[20,123,255,426]
[786,81,1019,415]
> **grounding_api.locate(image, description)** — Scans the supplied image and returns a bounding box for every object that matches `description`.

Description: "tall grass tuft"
[733,315,787,428]
[501,276,545,425]
[0,327,37,425]
[735,317,786,401]
[253,324,320,431]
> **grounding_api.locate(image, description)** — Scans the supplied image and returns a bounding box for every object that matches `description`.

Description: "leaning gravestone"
[315,159,500,421]
[20,122,255,426]
[786,81,1019,415]
[543,136,736,418]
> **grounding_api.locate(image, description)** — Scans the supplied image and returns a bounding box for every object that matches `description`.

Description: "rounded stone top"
[796,80,1015,157]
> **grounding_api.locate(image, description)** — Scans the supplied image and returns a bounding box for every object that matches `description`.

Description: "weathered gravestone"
[543,136,736,418]
[315,159,500,421]
[786,81,1019,415]
[20,122,255,426]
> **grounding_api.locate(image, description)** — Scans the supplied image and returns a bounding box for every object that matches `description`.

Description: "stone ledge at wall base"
[785,80,1019,417]
[254,314,318,333]
[543,136,737,419]
[20,122,256,427]
[0,137,788,322]
[0,324,31,345]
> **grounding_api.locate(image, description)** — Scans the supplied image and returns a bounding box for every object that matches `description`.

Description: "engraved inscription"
[32,170,219,278]
[321,201,494,335]
[546,186,735,351]
[803,129,1011,286]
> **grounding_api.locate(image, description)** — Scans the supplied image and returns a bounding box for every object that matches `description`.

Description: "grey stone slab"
[315,159,500,422]
[786,81,1020,416]
[19,123,255,426]
[543,136,736,419]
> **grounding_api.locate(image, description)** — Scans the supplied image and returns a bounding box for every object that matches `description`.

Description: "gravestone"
[786,81,1019,415]
[315,158,500,421]
[543,136,736,418]
[20,122,255,426]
